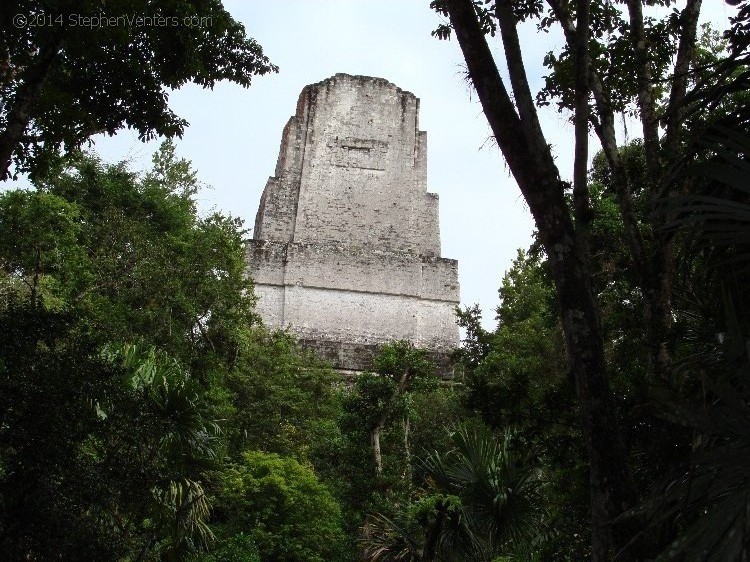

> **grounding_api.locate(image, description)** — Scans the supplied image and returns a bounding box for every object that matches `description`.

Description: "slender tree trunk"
[547,0,649,284]
[626,0,662,187]
[650,0,701,382]
[626,0,702,383]
[402,416,412,483]
[0,35,63,180]
[572,0,592,245]
[371,368,411,476]
[572,4,610,556]
[371,425,383,476]
[444,1,640,557]
[31,246,40,306]
[663,0,703,161]
[549,0,702,384]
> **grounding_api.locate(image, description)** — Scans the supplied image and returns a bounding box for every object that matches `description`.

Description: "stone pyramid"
[246,73,460,373]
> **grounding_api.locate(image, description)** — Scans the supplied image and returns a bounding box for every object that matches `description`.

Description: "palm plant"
[635,114,750,561]
[633,288,750,561]
[101,343,220,560]
[360,425,547,562]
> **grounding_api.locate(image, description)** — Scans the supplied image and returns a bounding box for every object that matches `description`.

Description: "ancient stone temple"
[245,73,459,373]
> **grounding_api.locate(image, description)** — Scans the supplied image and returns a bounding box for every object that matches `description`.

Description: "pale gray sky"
[33,1,741,330]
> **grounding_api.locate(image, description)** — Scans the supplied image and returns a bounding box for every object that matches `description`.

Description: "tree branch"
[547,0,650,282]
[572,0,592,248]
[625,0,662,185]
[0,34,63,180]
[495,0,548,157]
[663,0,703,167]
[371,368,411,475]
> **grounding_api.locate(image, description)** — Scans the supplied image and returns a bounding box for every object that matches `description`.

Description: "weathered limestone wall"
[247,74,460,373]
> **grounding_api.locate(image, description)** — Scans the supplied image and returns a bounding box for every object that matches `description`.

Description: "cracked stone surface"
[246,74,460,373]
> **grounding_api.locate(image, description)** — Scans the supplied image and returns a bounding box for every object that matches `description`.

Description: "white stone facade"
[246,74,460,372]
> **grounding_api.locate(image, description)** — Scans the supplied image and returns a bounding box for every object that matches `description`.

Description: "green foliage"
[1,0,277,178]
[361,425,548,562]
[633,125,750,561]
[224,327,341,464]
[337,344,437,506]
[332,341,469,553]
[372,340,435,381]
[0,143,261,559]
[0,301,124,559]
[409,385,468,468]
[537,3,680,118]
[10,142,258,375]
[0,304,219,559]
[0,189,81,274]
[461,249,573,440]
[198,533,261,562]
[421,425,548,559]
[212,450,346,562]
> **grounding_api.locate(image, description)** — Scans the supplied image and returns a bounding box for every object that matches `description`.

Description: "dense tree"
[222,327,342,464]
[0,0,277,180]
[0,144,258,559]
[634,41,750,555]
[0,314,219,559]
[6,141,258,373]
[210,450,347,562]
[329,342,471,550]
[361,425,547,562]
[457,249,586,559]
[430,0,736,557]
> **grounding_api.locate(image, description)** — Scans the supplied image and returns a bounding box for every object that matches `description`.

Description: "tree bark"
[495,1,547,154]
[625,0,662,186]
[402,416,412,482]
[546,0,649,280]
[371,368,411,476]
[627,0,702,383]
[371,425,383,476]
[572,0,592,245]
[663,0,703,163]
[0,35,63,180]
[549,0,703,384]
[627,0,672,382]
[444,1,639,557]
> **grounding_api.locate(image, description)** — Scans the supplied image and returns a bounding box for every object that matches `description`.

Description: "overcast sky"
[61,1,738,330]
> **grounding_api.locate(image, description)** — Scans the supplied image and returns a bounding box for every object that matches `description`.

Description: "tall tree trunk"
[626,0,702,383]
[572,4,608,556]
[550,0,702,384]
[625,0,662,187]
[445,1,640,557]
[0,35,63,180]
[663,0,703,162]
[547,0,649,280]
[572,0,592,249]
